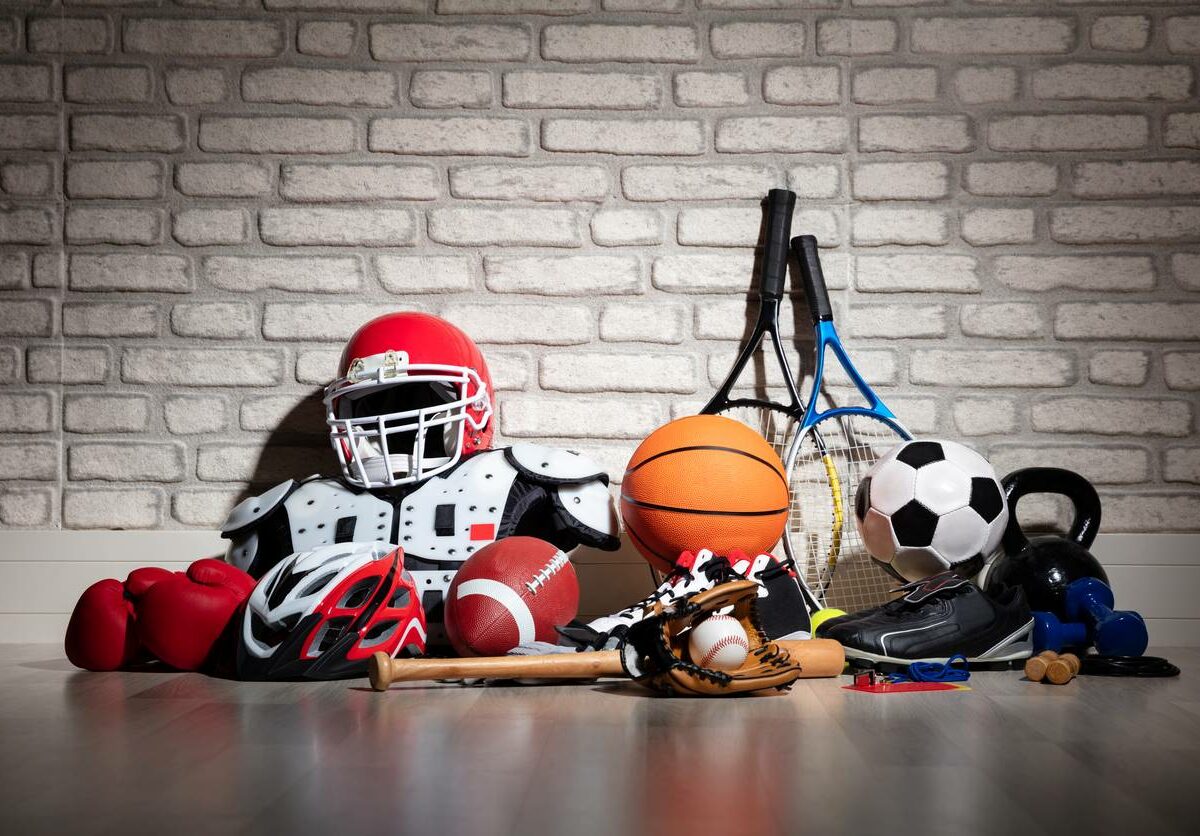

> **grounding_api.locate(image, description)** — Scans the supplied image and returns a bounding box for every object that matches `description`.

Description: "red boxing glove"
[65,567,173,671]
[136,559,256,671]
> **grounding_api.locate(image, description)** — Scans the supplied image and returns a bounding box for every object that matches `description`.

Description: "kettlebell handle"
[1001,467,1102,555]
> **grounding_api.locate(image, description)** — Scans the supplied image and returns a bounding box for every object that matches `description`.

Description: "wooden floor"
[0,645,1196,836]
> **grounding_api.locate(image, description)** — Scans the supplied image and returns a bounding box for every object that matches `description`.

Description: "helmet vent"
[297,570,339,600]
[361,620,400,648]
[312,616,353,655]
[338,578,377,610]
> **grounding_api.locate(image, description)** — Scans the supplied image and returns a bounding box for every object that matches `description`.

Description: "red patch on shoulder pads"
[469,523,495,541]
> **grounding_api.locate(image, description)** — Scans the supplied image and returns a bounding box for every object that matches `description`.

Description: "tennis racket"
[783,235,912,614]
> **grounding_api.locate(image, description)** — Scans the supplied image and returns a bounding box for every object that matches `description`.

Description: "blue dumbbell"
[1064,577,1148,657]
[1031,611,1089,654]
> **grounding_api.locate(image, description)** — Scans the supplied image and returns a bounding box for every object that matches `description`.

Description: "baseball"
[688,614,750,671]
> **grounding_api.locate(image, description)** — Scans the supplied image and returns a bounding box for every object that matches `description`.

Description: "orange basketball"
[620,415,789,572]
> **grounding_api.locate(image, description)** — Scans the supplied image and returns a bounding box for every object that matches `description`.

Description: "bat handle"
[369,651,395,691]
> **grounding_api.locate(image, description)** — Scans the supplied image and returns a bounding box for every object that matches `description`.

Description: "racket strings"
[715,404,800,465]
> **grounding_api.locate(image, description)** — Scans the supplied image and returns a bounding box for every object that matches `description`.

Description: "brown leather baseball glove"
[618,579,804,696]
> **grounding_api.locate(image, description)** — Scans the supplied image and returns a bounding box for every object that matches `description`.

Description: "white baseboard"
[2,530,1197,646]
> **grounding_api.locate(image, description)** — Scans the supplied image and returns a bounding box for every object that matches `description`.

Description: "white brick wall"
[0,0,1195,540]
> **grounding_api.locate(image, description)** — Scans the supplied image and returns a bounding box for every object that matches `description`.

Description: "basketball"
[620,415,790,572]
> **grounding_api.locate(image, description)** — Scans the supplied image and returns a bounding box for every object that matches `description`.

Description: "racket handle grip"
[793,234,833,322]
[760,189,795,301]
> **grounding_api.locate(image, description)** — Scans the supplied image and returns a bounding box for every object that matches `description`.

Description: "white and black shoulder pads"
[504,443,609,486]
[503,444,619,551]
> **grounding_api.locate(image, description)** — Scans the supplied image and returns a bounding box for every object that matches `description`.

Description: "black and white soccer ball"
[854,439,1008,583]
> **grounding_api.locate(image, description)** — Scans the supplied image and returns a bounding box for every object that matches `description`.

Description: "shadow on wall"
[240,390,339,504]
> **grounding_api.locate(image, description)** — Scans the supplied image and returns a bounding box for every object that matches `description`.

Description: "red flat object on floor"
[843,682,970,694]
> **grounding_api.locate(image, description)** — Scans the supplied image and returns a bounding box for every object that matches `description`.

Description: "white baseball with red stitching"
[688,614,750,671]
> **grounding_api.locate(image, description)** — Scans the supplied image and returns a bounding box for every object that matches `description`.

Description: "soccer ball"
[855,439,1008,583]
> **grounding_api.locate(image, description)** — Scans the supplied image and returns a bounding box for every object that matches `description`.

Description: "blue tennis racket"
[783,235,912,614]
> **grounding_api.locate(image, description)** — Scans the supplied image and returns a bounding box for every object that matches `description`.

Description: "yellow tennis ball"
[810,608,847,634]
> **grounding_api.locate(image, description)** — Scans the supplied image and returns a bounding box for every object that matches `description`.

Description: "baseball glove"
[619,579,804,696]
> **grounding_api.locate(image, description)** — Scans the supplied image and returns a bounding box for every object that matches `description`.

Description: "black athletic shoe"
[821,572,1033,665]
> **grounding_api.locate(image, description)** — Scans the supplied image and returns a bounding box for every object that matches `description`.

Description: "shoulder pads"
[221,479,298,537]
[554,481,620,550]
[505,444,609,486]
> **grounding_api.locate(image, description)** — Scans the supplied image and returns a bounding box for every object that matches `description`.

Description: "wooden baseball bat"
[368,639,845,691]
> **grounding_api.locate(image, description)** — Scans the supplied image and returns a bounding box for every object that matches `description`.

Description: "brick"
[860,115,972,153]
[165,67,226,105]
[64,65,150,103]
[818,19,897,55]
[69,442,185,483]
[679,207,838,248]
[64,488,162,528]
[591,209,662,246]
[27,347,108,384]
[990,114,1148,151]
[1089,351,1150,386]
[853,162,948,200]
[204,256,362,293]
[0,441,58,480]
[912,17,1075,54]
[965,162,1057,197]
[0,114,59,150]
[1084,493,1200,533]
[622,164,773,201]
[695,298,800,340]
[482,350,531,391]
[786,164,841,199]
[0,63,51,102]
[200,117,354,154]
[1056,302,1200,341]
[441,0,590,11]
[0,391,54,433]
[0,347,16,384]
[124,18,283,57]
[265,0,423,9]
[72,114,184,152]
[1073,161,1200,198]
[675,71,748,107]
[1175,253,1200,290]
[857,254,980,293]
[1031,397,1191,437]
[652,254,753,293]
[410,70,491,109]
[600,302,687,343]
[854,67,938,104]
[954,66,1018,104]
[853,207,948,246]
[1051,206,1200,244]
[260,208,416,247]
[298,21,355,57]
[1164,352,1200,390]
[0,207,56,244]
[1167,16,1200,53]
[243,67,396,108]
[371,24,530,62]
[171,302,255,339]
[504,71,659,109]
[699,0,839,6]
[122,349,284,386]
[28,17,108,54]
[64,395,150,434]
[995,256,1155,293]
[1164,448,1200,484]
[376,255,473,294]
[990,445,1150,486]
[67,160,162,199]
[1093,16,1150,52]
[0,19,12,53]
[370,117,528,156]
[443,304,592,346]
[912,350,1074,388]
[296,350,340,385]
[1165,113,1200,149]
[450,165,607,202]
[32,253,62,289]
[484,255,641,295]
[175,162,271,198]
[172,209,246,247]
[262,303,396,342]
[164,395,227,435]
[711,22,805,58]
[541,353,695,394]
[240,394,325,433]
[542,24,698,63]
[428,208,579,247]
[66,207,161,245]
[173,490,242,527]
[961,208,1035,246]
[501,395,664,439]
[605,0,685,8]
[716,117,846,153]
[961,303,1044,339]
[70,254,189,293]
[195,443,338,484]
[847,305,948,339]
[0,300,53,336]
[762,66,839,106]
[63,303,158,338]
[2,161,52,196]
[0,253,27,288]
[0,487,54,528]
[543,118,702,155]
[1033,64,1192,101]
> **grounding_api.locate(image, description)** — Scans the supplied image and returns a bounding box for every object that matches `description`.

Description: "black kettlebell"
[983,467,1108,619]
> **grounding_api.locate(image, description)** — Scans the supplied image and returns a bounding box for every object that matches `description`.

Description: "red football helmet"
[324,312,494,488]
